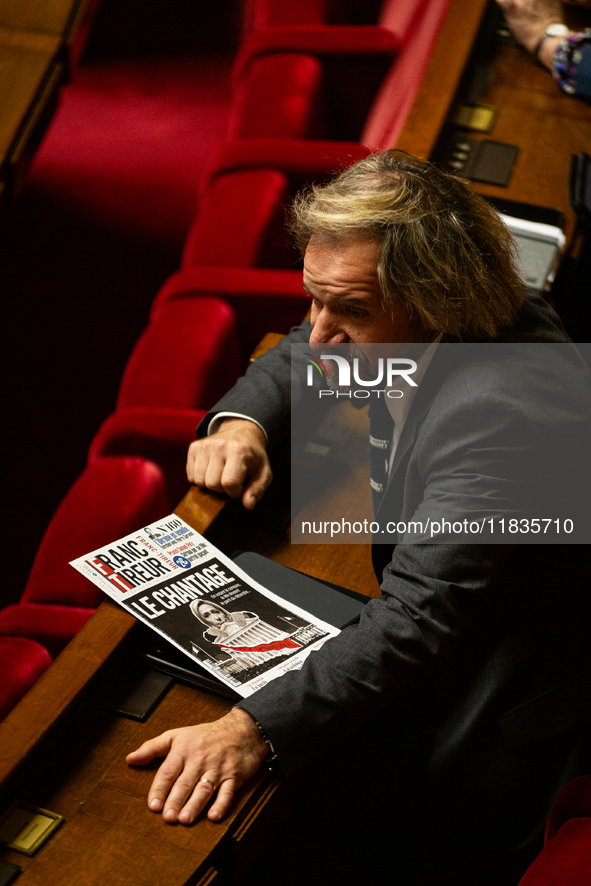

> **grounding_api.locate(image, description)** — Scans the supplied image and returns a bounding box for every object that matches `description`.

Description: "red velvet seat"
[228,0,452,149]
[232,27,397,143]
[544,774,591,841]
[166,143,371,352]
[241,0,419,35]
[152,267,308,357]
[0,637,52,721]
[229,54,328,141]
[104,298,243,501]
[518,776,591,886]
[518,819,591,886]
[88,407,208,508]
[166,144,371,354]
[239,0,425,66]
[189,141,371,263]
[116,297,243,410]
[242,0,353,34]
[203,137,371,188]
[0,457,169,658]
[181,170,293,269]
[175,144,369,352]
[182,140,370,265]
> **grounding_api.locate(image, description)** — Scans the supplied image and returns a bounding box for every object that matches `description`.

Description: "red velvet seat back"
[242,0,349,33]
[0,637,52,721]
[518,776,591,886]
[228,54,328,140]
[116,298,242,411]
[21,457,169,607]
[151,266,308,357]
[88,407,208,508]
[181,169,293,269]
[544,775,591,842]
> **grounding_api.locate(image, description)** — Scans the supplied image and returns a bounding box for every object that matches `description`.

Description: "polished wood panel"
[0,0,91,37]
[249,331,284,362]
[0,0,94,208]
[0,594,277,883]
[0,28,61,168]
[396,0,591,243]
[466,43,591,241]
[396,0,489,160]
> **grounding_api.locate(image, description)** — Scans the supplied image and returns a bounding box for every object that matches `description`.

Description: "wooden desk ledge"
[0,330,286,788]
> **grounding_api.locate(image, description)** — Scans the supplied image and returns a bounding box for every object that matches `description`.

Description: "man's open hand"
[126,708,269,824]
[186,418,272,509]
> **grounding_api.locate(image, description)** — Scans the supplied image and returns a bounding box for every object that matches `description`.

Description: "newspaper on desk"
[70,515,339,697]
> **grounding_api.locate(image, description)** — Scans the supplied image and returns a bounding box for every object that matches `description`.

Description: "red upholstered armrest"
[545,775,591,841]
[182,170,292,268]
[235,25,398,79]
[20,457,168,604]
[518,818,591,885]
[151,267,308,353]
[116,297,243,411]
[87,408,208,508]
[88,408,207,464]
[0,636,52,720]
[153,266,305,313]
[0,604,96,659]
[88,406,207,458]
[228,54,329,141]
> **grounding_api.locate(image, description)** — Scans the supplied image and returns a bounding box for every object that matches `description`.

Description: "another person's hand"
[186,418,272,509]
[126,708,269,824]
[496,0,566,52]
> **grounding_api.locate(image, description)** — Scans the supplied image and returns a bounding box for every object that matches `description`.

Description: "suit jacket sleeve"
[238,345,591,775]
[197,321,312,444]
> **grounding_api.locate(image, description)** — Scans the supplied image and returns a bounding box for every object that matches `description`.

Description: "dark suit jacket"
[198,294,591,850]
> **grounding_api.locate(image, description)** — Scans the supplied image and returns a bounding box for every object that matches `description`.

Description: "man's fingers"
[177,774,223,825]
[207,779,237,822]
[216,446,255,498]
[147,755,187,814]
[189,442,229,493]
[192,439,257,499]
[242,458,273,509]
[126,732,173,766]
[186,420,270,507]
[207,442,271,503]
[161,770,237,825]
[186,440,198,484]
[128,713,267,825]
[187,439,215,486]
[160,765,205,822]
